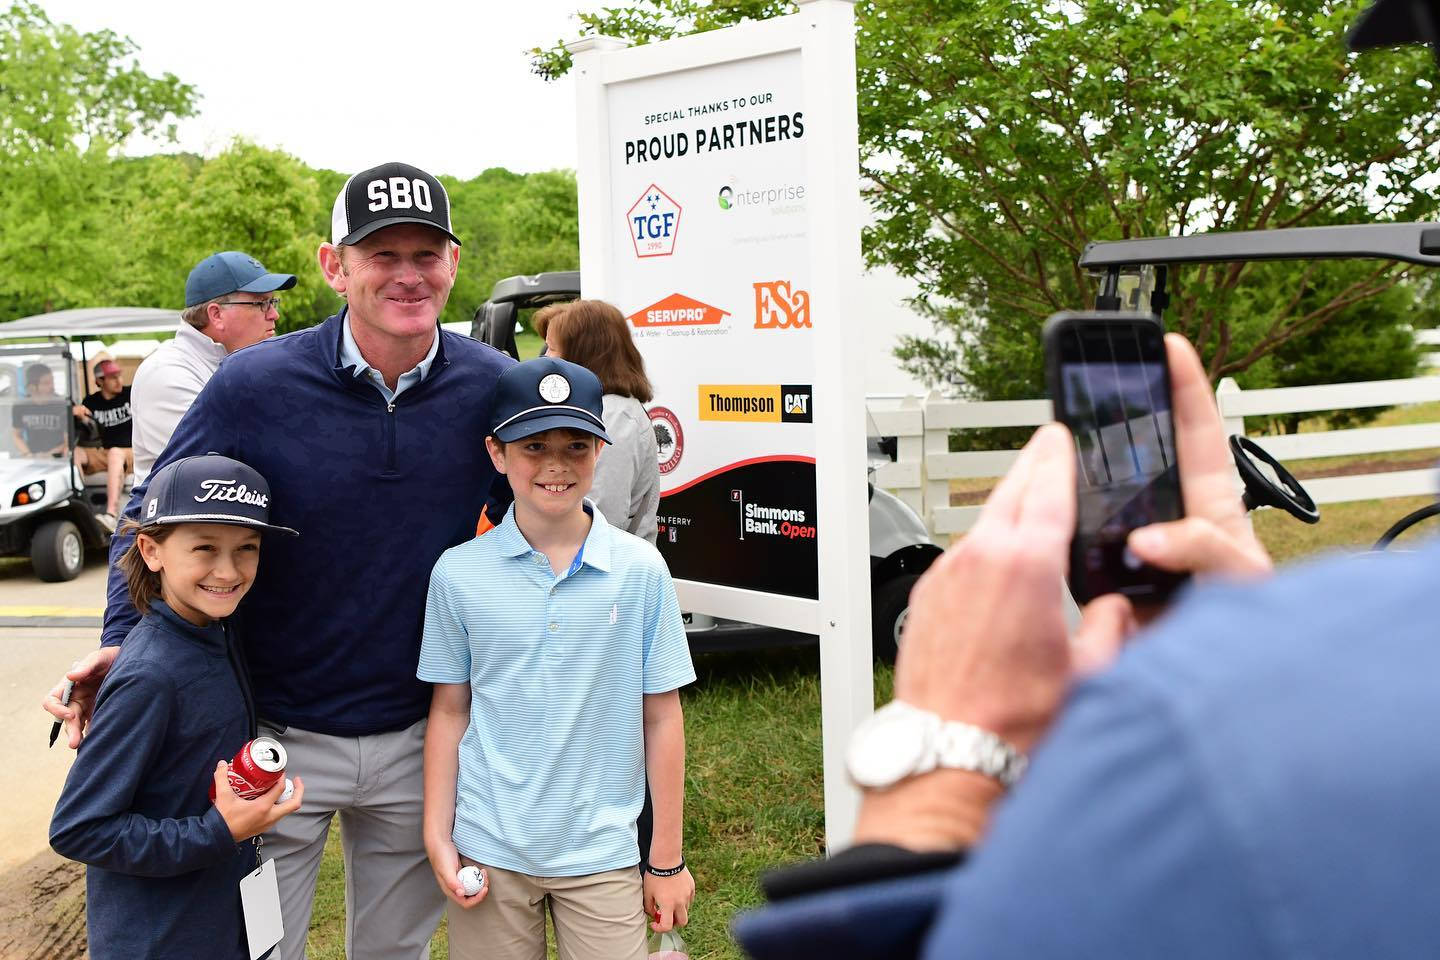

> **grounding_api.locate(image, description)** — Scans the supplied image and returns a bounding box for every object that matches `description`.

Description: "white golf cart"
[472,273,943,658]
[0,307,179,581]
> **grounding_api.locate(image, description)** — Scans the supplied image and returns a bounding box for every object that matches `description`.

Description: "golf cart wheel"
[32,519,84,582]
[872,573,920,662]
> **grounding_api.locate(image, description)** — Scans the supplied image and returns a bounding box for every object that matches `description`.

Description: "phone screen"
[1052,317,1186,602]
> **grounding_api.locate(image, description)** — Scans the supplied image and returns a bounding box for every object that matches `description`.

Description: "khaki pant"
[446,864,647,960]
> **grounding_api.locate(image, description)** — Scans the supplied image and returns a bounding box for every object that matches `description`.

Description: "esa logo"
[367,176,434,213]
[753,280,811,329]
[628,184,682,258]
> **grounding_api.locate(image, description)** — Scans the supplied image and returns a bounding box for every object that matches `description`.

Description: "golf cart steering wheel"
[1230,435,1320,524]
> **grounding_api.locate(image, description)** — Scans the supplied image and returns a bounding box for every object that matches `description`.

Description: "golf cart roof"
[488,272,580,308]
[1080,222,1440,270]
[0,307,182,340]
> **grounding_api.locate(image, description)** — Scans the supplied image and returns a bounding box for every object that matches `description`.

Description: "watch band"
[934,717,1028,787]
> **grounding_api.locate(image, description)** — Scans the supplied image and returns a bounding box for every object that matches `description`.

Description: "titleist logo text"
[194,479,269,508]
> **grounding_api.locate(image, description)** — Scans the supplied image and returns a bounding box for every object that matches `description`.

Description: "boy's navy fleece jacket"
[100,312,514,735]
[50,602,256,959]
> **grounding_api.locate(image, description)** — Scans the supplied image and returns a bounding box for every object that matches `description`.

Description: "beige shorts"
[446,862,647,960]
[77,445,132,475]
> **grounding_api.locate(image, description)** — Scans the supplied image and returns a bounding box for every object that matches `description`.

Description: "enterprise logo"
[716,181,805,213]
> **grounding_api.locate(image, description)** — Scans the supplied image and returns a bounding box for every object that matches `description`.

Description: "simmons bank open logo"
[649,406,684,475]
[628,185,682,258]
[627,294,730,328]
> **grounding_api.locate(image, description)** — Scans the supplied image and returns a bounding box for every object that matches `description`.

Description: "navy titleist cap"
[142,454,299,536]
[1349,0,1440,50]
[185,251,297,308]
[331,161,461,247]
[490,358,612,444]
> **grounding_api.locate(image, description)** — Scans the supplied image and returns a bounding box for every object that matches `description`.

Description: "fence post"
[1216,377,1245,439]
[895,394,925,517]
[921,390,951,548]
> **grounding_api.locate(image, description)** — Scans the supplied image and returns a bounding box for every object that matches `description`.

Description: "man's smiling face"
[331,223,458,345]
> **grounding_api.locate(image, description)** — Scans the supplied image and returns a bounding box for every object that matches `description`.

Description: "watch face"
[846,705,932,788]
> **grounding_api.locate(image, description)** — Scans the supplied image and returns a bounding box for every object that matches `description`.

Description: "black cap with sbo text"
[331,161,461,247]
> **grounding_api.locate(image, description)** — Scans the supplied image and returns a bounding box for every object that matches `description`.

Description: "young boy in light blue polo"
[418,357,696,960]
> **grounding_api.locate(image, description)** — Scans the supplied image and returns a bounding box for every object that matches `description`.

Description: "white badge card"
[240,858,284,960]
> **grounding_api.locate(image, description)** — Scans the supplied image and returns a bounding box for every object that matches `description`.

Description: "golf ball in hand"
[458,866,485,897]
[276,778,294,804]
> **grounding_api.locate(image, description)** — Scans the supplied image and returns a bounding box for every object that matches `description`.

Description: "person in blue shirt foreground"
[737,4,1440,938]
[418,357,697,960]
[50,455,304,960]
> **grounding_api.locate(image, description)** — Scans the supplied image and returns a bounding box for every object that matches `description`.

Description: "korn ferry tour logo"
[628,294,730,328]
[628,185,682,258]
[649,406,684,475]
[753,281,810,329]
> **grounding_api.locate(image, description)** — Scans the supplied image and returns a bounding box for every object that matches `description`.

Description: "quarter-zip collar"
[330,306,442,403]
[147,600,256,737]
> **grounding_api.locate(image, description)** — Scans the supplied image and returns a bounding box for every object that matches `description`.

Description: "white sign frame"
[568,0,872,846]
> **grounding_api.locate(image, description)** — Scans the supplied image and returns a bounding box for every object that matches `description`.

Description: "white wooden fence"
[867,375,1440,546]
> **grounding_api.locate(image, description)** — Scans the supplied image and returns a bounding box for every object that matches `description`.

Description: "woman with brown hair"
[535,300,660,543]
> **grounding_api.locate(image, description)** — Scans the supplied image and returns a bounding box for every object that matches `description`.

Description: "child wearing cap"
[50,454,304,960]
[419,358,697,960]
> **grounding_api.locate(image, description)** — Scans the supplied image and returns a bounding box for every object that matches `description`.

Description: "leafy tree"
[0,1,197,314]
[533,0,1440,397]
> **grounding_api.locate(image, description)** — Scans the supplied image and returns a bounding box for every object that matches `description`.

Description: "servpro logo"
[753,280,810,329]
[628,184,682,258]
[698,385,812,423]
[628,294,730,328]
[649,406,684,475]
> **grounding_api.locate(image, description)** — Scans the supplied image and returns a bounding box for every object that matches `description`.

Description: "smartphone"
[1043,311,1188,606]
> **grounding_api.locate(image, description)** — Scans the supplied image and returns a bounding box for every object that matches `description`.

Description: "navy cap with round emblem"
[331,161,461,247]
[489,357,612,444]
[141,454,299,536]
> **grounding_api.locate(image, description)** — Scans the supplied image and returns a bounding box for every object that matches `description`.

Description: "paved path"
[0,561,107,875]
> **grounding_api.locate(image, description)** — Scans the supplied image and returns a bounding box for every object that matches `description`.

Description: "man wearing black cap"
[728,8,1440,960]
[130,251,297,483]
[47,162,514,960]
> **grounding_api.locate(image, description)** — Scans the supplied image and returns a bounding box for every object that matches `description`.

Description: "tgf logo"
[628,184,682,258]
[753,281,811,329]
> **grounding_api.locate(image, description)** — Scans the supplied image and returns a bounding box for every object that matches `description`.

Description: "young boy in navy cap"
[50,454,304,959]
[418,358,696,960]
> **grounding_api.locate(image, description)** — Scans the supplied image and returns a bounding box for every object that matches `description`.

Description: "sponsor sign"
[603,49,819,598]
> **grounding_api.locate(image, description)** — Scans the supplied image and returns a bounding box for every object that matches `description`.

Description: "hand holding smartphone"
[1043,312,1189,606]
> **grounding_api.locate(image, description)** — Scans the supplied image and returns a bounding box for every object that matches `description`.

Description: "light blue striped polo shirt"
[417,502,696,877]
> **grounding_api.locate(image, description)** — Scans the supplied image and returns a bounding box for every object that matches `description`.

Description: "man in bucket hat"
[130,251,297,483]
[47,162,514,959]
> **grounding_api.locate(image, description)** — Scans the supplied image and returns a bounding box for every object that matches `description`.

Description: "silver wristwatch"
[846,700,1028,789]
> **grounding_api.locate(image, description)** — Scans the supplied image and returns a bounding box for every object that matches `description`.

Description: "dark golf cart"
[473,272,942,657]
[1080,221,1440,547]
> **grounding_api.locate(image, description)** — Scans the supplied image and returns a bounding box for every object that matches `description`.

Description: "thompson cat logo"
[698,385,812,423]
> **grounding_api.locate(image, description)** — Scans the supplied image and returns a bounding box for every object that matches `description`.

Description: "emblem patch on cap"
[538,374,571,404]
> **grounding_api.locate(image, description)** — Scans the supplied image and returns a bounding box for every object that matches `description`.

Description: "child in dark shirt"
[50,454,304,960]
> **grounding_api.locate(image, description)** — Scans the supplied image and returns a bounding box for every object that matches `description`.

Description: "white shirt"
[339,313,439,404]
[130,322,228,483]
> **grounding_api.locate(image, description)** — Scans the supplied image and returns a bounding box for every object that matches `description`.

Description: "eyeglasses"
[217,298,282,311]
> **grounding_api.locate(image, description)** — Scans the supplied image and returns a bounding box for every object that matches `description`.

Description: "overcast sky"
[40,0,587,178]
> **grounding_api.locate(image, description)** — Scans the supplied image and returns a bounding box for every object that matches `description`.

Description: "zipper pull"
[386,401,395,413]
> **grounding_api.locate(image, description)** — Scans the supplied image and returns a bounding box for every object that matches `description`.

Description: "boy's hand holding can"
[213,761,304,842]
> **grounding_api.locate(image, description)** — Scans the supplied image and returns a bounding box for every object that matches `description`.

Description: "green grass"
[304,650,895,960]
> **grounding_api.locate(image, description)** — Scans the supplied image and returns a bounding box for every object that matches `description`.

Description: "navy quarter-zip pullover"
[101,312,515,735]
[51,602,255,959]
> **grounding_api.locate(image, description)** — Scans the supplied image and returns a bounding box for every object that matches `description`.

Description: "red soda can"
[210,737,287,801]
